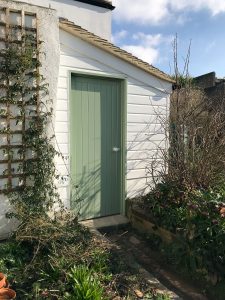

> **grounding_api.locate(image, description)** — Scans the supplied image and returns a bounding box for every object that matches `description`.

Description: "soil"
[100,225,209,300]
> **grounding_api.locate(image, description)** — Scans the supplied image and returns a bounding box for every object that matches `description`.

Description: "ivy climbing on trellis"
[0,7,60,220]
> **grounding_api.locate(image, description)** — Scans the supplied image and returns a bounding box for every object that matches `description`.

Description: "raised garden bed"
[127,199,176,244]
[126,198,225,300]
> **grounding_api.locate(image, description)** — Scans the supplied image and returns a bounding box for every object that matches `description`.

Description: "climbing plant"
[0,10,61,222]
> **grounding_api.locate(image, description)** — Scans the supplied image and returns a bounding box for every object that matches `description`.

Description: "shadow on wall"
[126,113,168,199]
[70,117,167,207]
[70,165,101,220]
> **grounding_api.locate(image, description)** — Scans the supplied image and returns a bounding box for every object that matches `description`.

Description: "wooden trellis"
[0,7,39,193]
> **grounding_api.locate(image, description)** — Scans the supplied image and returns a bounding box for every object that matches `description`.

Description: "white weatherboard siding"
[55,29,171,208]
[14,0,112,40]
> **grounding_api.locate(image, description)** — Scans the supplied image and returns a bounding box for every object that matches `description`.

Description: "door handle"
[113,147,120,152]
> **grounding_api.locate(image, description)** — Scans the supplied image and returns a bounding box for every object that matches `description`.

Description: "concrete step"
[81,214,129,230]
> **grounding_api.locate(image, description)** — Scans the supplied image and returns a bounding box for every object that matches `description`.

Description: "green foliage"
[0,220,92,299]
[0,241,29,278]
[150,294,171,300]
[0,34,61,221]
[87,248,112,283]
[141,180,225,297]
[64,265,105,300]
[171,74,193,88]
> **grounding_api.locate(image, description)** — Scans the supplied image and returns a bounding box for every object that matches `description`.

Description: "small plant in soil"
[64,265,104,300]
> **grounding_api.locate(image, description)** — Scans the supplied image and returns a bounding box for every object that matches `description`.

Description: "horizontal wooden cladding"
[57,88,68,100]
[55,121,68,133]
[55,143,69,155]
[128,84,170,97]
[56,164,69,176]
[127,148,164,160]
[128,94,167,106]
[127,164,164,180]
[127,169,148,180]
[55,110,68,122]
[56,33,170,200]
[127,123,164,133]
[126,85,168,194]
[59,54,117,76]
[127,103,167,115]
[55,155,69,167]
[127,176,162,197]
[55,132,69,144]
[127,178,152,198]
[127,132,167,144]
[56,99,68,111]
[127,157,162,170]
[127,113,165,124]
[127,160,146,171]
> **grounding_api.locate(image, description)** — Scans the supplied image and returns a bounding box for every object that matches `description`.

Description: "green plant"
[1,35,61,222]
[86,248,113,284]
[139,180,225,299]
[64,265,105,300]
[155,294,171,300]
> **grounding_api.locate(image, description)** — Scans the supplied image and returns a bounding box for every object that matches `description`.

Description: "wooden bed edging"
[127,200,176,244]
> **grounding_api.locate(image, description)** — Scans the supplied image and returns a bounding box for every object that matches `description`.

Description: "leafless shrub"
[149,37,225,189]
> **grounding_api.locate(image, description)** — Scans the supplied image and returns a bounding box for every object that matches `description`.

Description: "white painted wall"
[0,1,171,238]
[0,0,60,239]
[14,0,112,40]
[55,29,172,209]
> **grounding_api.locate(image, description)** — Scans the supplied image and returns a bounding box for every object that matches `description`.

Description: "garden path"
[100,226,209,300]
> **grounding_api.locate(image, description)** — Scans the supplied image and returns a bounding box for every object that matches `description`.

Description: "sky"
[111,0,225,78]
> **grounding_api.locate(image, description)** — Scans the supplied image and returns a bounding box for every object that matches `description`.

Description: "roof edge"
[74,0,115,10]
[59,20,174,84]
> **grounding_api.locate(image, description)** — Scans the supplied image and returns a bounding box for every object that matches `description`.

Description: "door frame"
[68,70,127,217]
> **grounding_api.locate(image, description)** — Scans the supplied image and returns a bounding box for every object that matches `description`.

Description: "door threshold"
[80,214,129,230]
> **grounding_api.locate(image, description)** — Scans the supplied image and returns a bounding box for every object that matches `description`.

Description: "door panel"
[70,75,122,220]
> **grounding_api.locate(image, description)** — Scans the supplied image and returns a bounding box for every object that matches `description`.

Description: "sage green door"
[70,75,122,220]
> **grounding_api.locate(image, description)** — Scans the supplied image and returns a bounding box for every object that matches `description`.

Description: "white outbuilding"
[0,0,173,238]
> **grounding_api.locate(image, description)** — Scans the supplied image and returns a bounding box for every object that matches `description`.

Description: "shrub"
[141,181,225,290]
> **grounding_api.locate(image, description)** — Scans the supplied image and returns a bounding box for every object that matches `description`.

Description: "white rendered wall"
[55,29,172,209]
[14,0,112,40]
[0,0,60,239]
